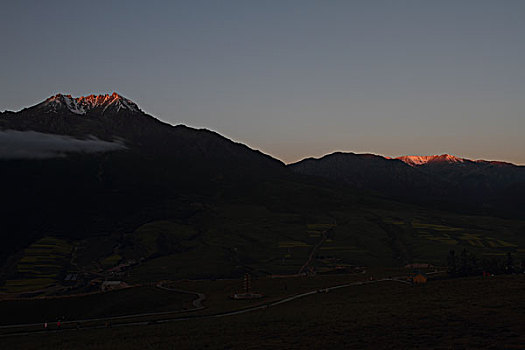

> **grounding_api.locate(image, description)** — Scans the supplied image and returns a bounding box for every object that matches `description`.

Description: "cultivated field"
[1,237,72,293]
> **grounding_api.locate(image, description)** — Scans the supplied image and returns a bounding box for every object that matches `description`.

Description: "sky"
[1,0,524,164]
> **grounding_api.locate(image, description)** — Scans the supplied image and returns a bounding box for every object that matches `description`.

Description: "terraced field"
[379,216,524,263]
[413,223,518,254]
[1,237,72,293]
[3,205,522,291]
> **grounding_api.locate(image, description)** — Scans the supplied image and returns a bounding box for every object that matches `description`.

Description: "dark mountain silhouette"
[289,152,525,217]
[1,93,523,276]
[0,93,287,263]
[0,93,283,169]
[288,152,443,197]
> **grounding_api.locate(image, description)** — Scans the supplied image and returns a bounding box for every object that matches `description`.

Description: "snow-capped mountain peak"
[396,154,466,166]
[41,92,141,115]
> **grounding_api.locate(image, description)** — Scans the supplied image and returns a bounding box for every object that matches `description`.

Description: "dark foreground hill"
[2,275,524,349]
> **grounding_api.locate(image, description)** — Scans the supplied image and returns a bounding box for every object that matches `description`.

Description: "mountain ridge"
[289,151,525,217]
[0,93,524,282]
[40,92,142,115]
[1,93,521,168]
[294,151,520,168]
[0,93,288,264]
[0,93,285,170]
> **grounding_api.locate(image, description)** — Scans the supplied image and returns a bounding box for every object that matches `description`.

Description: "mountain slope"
[0,93,287,266]
[289,152,445,198]
[289,152,525,217]
[1,94,524,286]
[0,93,283,170]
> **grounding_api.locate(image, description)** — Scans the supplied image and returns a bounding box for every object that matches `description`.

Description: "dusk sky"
[1,1,524,164]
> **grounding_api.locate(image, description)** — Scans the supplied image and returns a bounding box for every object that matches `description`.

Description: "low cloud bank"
[0,129,127,159]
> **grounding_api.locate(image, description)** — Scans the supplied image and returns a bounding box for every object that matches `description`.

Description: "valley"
[1,93,524,349]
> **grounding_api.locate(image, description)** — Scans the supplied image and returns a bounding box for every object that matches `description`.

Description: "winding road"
[0,277,414,338]
[156,281,206,309]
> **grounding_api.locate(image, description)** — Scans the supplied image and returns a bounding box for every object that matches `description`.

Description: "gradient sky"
[1,1,524,164]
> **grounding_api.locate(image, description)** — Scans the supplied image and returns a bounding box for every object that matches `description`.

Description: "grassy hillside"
[2,198,524,295]
[1,168,524,292]
[122,200,525,282]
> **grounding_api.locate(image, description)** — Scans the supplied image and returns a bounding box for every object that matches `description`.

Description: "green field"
[124,204,523,282]
[1,237,72,293]
[2,200,524,294]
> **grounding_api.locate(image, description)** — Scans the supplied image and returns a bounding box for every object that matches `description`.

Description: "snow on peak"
[396,154,466,166]
[43,92,141,115]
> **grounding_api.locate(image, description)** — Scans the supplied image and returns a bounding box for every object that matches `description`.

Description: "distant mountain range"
[1,93,524,276]
[2,93,524,217]
[290,151,525,215]
[395,154,514,167]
